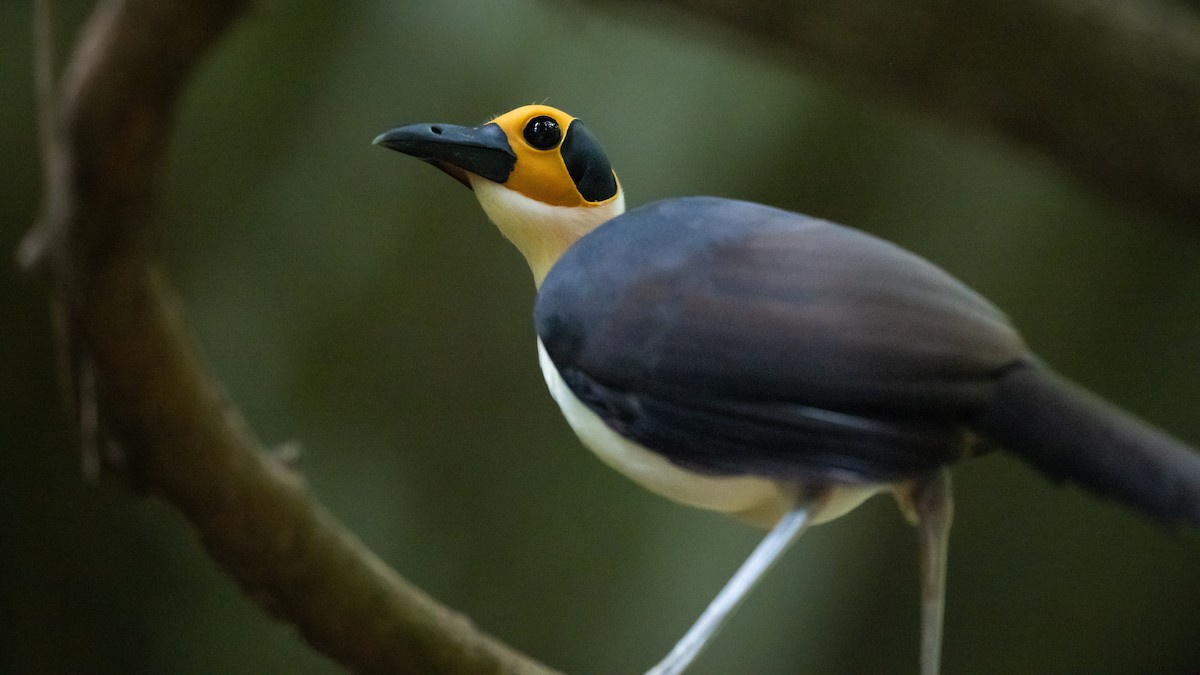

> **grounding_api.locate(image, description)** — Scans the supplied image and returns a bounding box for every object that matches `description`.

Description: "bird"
[373,104,1200,675]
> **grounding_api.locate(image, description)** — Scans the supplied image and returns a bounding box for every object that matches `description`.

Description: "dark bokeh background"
[3,2,1199,673]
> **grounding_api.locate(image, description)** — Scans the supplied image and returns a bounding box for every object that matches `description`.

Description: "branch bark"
[20,1,559,673]
[590,0,1200,225]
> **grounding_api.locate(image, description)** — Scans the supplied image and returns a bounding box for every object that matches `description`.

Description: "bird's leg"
[645,504,815,675]
[910,469,953,675]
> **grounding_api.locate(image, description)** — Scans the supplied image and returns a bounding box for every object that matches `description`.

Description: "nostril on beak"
[430,125,443,135]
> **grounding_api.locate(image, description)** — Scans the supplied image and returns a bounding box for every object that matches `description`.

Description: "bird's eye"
[523,116,562,150]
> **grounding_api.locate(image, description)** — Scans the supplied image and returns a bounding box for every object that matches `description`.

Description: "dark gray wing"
[535,196,1028,484]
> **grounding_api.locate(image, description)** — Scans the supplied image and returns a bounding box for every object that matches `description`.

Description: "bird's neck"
[471,178,625,287]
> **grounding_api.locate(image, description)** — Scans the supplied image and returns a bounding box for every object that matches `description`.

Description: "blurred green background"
[3,1,1199,673]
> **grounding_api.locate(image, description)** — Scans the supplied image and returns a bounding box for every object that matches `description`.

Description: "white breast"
[536,340,881,527]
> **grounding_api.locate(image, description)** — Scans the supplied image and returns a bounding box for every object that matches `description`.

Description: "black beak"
[373,122,516,188]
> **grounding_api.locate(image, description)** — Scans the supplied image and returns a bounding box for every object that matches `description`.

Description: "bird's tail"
[974,362,1200,527]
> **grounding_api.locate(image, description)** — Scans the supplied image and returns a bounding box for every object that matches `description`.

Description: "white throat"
[470,178,625,286]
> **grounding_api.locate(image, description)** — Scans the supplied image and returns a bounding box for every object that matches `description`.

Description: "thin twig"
[32,0,55,173]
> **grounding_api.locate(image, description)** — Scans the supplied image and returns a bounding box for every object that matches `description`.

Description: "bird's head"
[375,104,625,285]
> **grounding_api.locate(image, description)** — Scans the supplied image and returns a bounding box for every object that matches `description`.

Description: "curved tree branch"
[591,0,1200,225]
[19,1,559,673]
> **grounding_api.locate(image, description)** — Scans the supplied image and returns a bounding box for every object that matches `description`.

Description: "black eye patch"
[561,120,618,203]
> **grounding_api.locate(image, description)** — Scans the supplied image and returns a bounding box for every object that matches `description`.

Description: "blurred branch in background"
[588,0,1200,225]
[18,0,557,673]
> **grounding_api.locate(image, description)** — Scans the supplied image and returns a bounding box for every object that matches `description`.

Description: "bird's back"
[536,196,1029,484]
